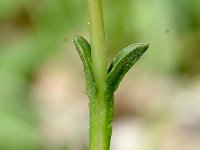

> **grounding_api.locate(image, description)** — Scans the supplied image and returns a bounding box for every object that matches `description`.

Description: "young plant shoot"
[73,0,149,150]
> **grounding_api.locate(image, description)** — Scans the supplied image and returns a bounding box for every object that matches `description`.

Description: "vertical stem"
[88,0,107,84]
[87,0,110,150]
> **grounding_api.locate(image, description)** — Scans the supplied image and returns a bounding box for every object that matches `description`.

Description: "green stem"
[89,92,114,150]
[87,0,111,150]
[88,0,107,84]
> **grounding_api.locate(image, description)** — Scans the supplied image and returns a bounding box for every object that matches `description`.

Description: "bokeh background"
[1,0,200,150]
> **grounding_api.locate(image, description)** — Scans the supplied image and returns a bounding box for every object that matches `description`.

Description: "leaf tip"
[72,36,81,43]
[137,43,149,52]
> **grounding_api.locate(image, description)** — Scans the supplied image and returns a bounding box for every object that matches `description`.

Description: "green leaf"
[107,43,149,91]
[72,36,97,98]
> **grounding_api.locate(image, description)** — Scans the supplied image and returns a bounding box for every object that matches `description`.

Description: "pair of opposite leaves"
[73,36,149,98]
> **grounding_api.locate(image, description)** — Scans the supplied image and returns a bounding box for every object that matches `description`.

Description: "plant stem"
[87,0,110,150]
[88,0,107,84]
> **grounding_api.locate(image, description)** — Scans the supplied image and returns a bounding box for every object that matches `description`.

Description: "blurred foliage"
[0,0,200,149]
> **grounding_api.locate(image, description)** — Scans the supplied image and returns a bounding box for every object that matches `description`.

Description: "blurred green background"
[0,0,200,150]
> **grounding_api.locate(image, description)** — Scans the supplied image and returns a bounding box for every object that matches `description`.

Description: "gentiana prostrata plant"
[72,0,149,150]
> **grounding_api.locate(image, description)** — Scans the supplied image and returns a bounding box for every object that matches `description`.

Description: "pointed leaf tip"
[73,36,91,61]
[107,43,149,91]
